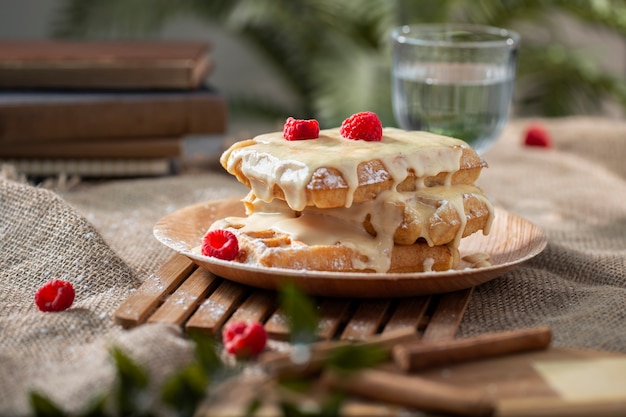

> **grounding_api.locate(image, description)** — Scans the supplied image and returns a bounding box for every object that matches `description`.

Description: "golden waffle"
[242,184,493,249]
[229,228,458,273]
[363,185,493,246]
[211,124,493,274]
[221,127,486,210]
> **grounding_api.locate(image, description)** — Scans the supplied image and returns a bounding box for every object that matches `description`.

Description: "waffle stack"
[211,125,494,273]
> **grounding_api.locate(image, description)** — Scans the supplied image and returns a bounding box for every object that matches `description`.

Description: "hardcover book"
[0,137,183,159]
[0,87,227,143]
[0,40,212,90]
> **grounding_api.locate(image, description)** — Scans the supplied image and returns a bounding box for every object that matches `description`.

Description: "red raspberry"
[283,117,320,141]
[35,279,75,312]
[523,124,552,148]
[222,321,267,359]
[340,111,383,141]
[202,229,239,260]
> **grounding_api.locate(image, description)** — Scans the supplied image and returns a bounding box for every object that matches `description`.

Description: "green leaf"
[189,332,222,375]
[110,346,149,386]
[278,391,344,417]
[278,282,319,345]
[279,401,304,417]
[79,395,108,417]
[244,397,263,417]
[318,391,345,417]
[161,363,208,417]
[278,377,315,394]
[29,392,67,417]
[325,344,387,373]
[110,346,151,416]
[30,383,107,417]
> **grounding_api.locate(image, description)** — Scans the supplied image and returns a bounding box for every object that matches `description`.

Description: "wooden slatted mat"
[115,253,474,341]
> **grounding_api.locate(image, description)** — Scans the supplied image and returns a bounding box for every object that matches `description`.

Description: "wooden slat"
[316,298,353,340]
[114,254,196,327]
[264,297,353,341]
[421,288,474,342]
[341,299,393,341]
[114,255,476,345]
[147,268,220,325]
[225,290,277,327]
[383,296,431,334]
[185,280,249,335]
[264,308,290,340]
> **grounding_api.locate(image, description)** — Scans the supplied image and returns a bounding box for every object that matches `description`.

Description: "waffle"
[209,124,493,274]
[226,228,458,273]
[221,128,486,211]
[242,183,493,248]
[363,185,493,246]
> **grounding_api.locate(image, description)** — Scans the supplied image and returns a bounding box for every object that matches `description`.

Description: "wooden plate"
[153,198,547,298]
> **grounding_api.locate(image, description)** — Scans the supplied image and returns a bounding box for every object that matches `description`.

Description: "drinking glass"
[391,24,520,154]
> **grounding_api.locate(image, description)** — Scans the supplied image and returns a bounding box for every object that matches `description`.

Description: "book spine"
[0,40,212,90]
[0,58,211,90]
[0,137,183,159]
[0,93,227,143]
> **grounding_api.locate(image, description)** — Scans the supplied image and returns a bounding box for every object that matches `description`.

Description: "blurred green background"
[3,0,626,131]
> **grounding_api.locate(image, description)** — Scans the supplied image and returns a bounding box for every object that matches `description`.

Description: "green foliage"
[325,344,387,373]
[51,0,626,123]
[30,391,108,417]
[279,392,344,417]
[30,392,68,417]
[273,283,388,416]
[160,332,228,417]
[517,44,626,116]
[28,282,392,417]
[160,363,207,417]
[244,397,263,417]
[278,282,319,345]
[189,331,223,375]
[28,340,220,417]
[109,347,154,416]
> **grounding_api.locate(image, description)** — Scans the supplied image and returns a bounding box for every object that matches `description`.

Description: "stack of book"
[0,40,227,178]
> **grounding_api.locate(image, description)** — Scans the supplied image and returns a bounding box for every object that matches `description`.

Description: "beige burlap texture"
[1,117,625,415]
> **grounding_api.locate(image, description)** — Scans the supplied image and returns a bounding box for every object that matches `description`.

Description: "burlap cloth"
[1,117,625,415]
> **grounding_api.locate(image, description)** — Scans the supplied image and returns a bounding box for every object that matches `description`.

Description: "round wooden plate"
[153,198,547,298]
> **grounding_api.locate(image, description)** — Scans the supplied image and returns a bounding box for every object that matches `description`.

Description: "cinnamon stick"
[393,326,552,372]
[322,367,495,417]
[259,327,419,378]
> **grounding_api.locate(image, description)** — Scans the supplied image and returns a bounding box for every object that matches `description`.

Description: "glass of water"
[391,24,520,154]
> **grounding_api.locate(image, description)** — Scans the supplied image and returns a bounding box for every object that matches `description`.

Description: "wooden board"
[115,254,626,416]
[433,348,626,416]
[200,348,626,417]
[114,253,474,342]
